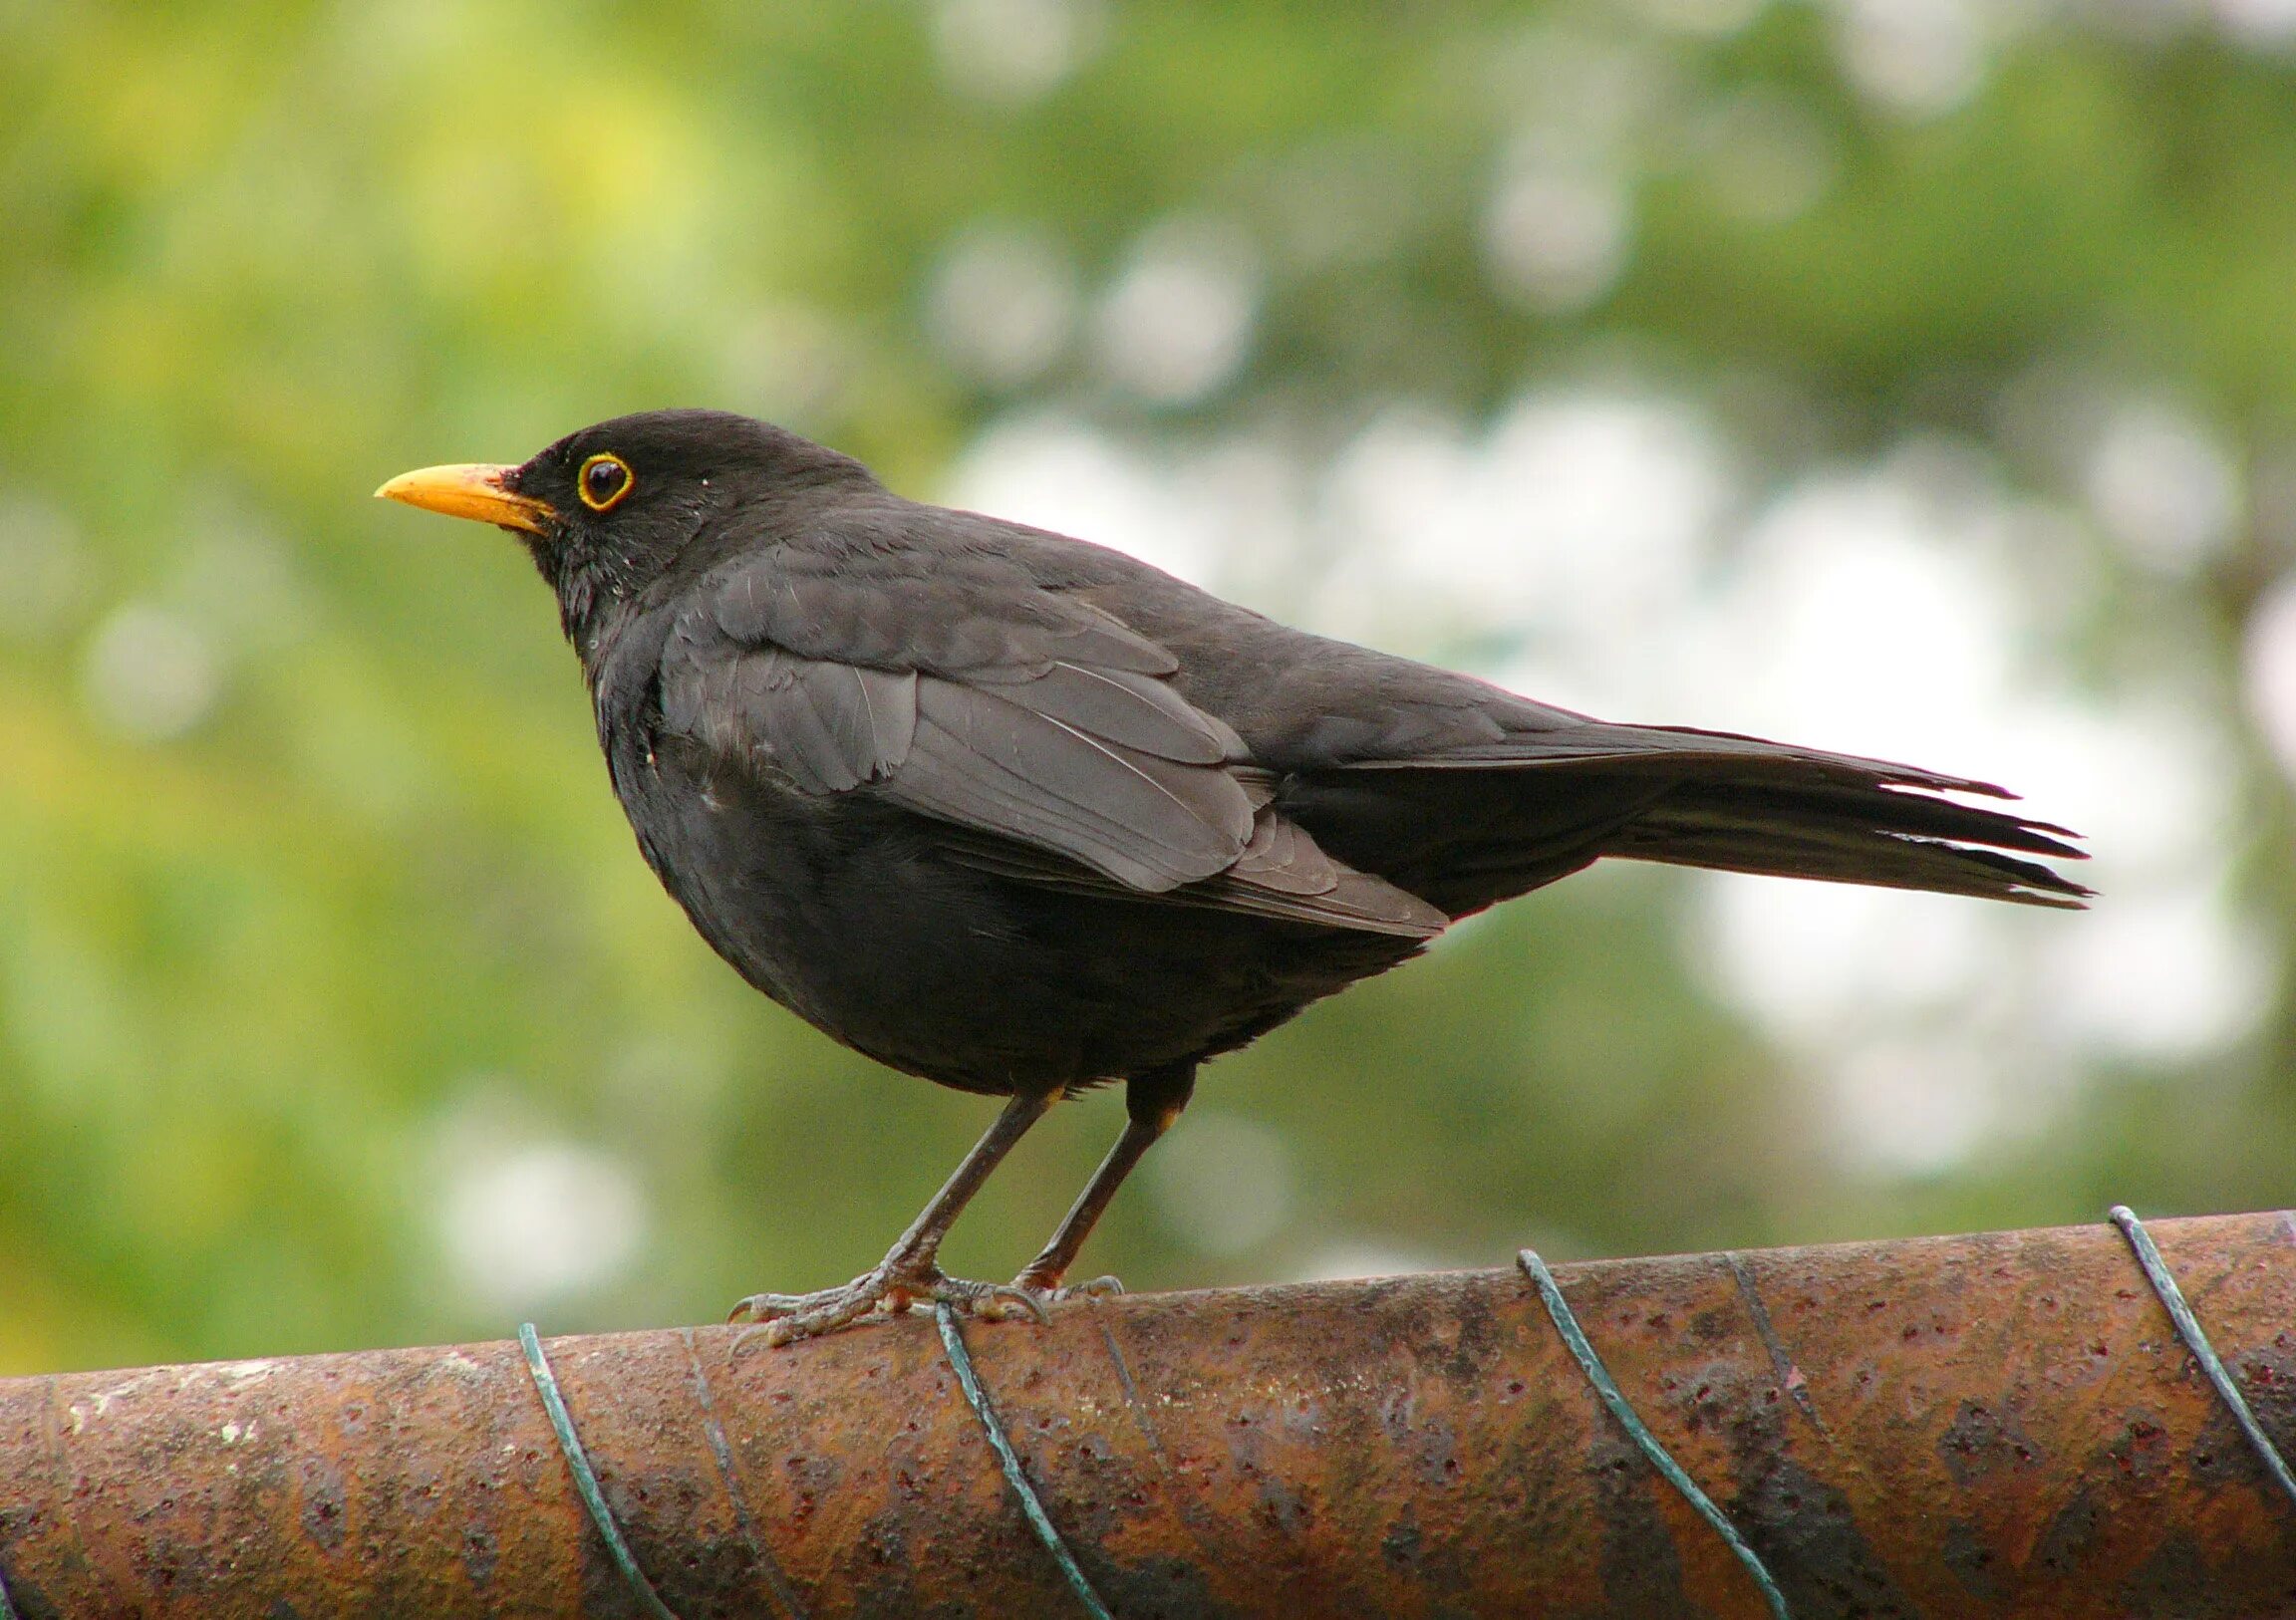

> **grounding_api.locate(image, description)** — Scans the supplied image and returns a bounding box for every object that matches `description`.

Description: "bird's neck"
[530,541,643,675]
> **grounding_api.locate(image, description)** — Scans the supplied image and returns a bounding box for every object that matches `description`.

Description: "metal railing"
[2,1210,2291,1617]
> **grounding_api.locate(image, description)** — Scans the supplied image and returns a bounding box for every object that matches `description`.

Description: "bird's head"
[377,408,872,653]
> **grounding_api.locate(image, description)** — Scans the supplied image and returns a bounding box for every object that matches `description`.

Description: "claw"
[726,1291,815,1323]
[1009,1269,1125,1304]
[969,1283,1055,1325]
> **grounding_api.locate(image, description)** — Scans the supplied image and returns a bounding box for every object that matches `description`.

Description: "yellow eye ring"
[578,452,634,512]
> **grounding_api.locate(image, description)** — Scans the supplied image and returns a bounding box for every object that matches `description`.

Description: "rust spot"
[1938,1400,2041,1487]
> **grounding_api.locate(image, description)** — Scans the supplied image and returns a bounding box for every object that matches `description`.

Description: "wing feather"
[901,678,1250,891]
[971,660,1239,763]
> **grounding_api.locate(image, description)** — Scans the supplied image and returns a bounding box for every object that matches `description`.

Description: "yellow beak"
[374,463,552,535]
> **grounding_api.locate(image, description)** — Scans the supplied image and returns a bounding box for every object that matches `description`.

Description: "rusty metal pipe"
[3,1212,2294,1618]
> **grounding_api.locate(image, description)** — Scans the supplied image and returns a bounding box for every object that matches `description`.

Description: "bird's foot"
[728,1262,1055,1348]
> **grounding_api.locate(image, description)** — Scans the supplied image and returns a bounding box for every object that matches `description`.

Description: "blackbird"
[380,408,2086,1344]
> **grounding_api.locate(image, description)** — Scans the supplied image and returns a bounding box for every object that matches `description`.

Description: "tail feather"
[1358,719,2018,799]
[1704,777,2081,855]
[1609,784,2091,909]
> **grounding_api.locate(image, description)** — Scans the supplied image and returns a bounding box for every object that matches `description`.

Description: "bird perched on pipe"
[380,409,2087,1344]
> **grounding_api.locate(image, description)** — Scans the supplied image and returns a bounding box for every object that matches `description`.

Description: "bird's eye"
[579,453,633,512]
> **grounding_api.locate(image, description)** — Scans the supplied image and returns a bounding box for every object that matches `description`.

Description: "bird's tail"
[1313,720,2090,916]
[1601,766,2089,908]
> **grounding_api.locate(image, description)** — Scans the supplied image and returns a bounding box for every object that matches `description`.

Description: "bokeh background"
[4,0,2295,1375]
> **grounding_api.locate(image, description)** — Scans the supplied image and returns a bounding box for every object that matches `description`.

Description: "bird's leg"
[729,1089,1054,1346]
[1000,1060,1197,1309]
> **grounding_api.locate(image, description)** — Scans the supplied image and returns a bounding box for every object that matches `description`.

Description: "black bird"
[380,409,2086,1343]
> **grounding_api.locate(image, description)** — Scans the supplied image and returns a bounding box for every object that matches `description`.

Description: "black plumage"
[380,409,2086,1342]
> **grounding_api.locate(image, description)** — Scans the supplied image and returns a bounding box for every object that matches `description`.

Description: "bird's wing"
[656,537,1443,936]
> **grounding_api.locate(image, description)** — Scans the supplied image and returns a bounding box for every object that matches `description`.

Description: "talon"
[972,1284,1053,1325]
[1010,1270,1124,1305]
[727,1292,809,1324]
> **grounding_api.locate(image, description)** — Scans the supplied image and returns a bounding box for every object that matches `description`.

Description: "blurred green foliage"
[1,0,2292,1375]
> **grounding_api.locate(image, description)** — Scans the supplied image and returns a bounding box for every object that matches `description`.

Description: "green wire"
[2111,1207,2296,1512]
[936,1301,1115,1619]
[1520,1248,1793,1620]
[519,1322,684,1620]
